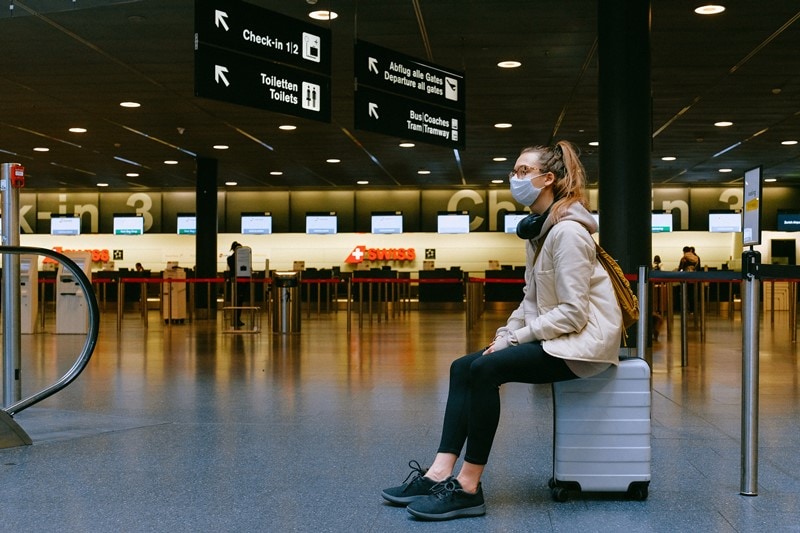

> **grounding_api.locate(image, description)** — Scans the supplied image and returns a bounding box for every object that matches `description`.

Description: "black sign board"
[355,40,465,111]
[195,43,330,121]
[355,87,464,149]
[354,39,465,148]
[194,0,331,122]
[195,0,331,74]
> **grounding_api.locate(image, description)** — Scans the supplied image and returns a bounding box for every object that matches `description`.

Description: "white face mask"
[509,173,546,206]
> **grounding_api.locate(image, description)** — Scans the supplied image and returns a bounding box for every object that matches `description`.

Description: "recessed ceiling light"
[33,147,49,152]
[269,171,283,176]
[493,157,507,162]
[694,5,726,15]
[661,156,677,161]
[417,170,431,175]
[589,141,599,146]
[356,180,369,185]
[781,140,798,145]
[399,142,415,148]
[213,145,229,150]
[764,178,777,183]
[225,181,237,186]
[279,124,296,131]
[326,158,341,163]
[714,121,733,127]
[309,10,337,20]
[494,123,512,129]
[719,168,733,173]
[126,173,139,177]
[119,101,141,108]
[497,60,521,69]
[164,160,178,165]
[97,182,109,187]
[69,127,87,133]
[491,179,504,184]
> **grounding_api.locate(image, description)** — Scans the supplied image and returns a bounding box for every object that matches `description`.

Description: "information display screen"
[51,214,80,235]
[241,212,273,234]
[651,212,673,233]
[113,214,144,235]
[777,209,800,232]
[177,213,196,235]
[708,210,742,233]
[503,212,528,234]
[437,212,470,234]
[306,212,337,234]
[371,211,403,234]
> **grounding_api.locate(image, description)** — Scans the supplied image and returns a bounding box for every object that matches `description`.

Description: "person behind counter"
[381,140,623,521]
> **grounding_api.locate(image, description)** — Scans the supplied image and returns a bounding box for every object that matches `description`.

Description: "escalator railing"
[0,246,100,447]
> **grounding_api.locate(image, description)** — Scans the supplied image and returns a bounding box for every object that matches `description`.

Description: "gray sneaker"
[381,460,437,506]
[406,477,486,521]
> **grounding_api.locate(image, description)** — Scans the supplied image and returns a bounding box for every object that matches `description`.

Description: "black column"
[598,0,651,345]
[196,157,218,315]
[598,0,651,271]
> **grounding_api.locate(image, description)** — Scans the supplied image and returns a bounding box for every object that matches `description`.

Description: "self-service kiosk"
[235,246,252,278]
[20,255,39,334]
[162,261,187,323]
[55,251,92,334]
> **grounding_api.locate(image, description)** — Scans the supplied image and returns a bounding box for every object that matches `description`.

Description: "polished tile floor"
[2,303,799,532]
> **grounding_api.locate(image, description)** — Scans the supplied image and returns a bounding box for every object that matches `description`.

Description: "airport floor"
[2,302,799,532]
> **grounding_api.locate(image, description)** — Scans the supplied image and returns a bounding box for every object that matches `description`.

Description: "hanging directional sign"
[355,40,465,111]
[354,39,465,148]
[194,0,331,122]
[195,43,330,121]
[355,86,465,149]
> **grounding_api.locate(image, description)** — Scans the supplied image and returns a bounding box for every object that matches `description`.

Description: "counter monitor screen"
[113,214,144,235]
[177,213,196,235]
[371,211,403,234]
[241,212,272,234]
[708,210,742,233]
[437,212,470,234]
[503,212,528,234]
[651,212,673,233]
[777,209,800,232]
[306,212,337,234]
[50,214,80,235]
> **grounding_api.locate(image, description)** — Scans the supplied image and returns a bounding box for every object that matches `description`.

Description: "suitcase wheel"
[551,486,569,502]
[627,482,649,501]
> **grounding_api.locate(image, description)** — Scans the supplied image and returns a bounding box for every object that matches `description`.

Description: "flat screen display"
[241,212,272,235]
[651,212,673,233]
[306,212,337,234]
[176,213,196,235]
[371,211,403,234]
[437,212,470,234]
[777,210,800,232]
[503,212,528,234]
[50,214,80,235]
[708,210,742,233]
[113,214,144,235]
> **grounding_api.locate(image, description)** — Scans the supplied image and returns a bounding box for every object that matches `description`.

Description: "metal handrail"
[1,246,100,416]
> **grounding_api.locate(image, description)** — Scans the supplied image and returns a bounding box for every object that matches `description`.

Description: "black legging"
[437,342,578,465]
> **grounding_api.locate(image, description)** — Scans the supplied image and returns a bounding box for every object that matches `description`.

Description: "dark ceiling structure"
[0,0,798,191]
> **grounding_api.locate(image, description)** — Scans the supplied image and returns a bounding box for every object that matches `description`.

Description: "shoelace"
[430,479,460,500]
[401,460,428,488]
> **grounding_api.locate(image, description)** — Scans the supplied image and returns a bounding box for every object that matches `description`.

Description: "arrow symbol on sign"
[368,57,379,75]
[368,102,379,119]
[215,65,230,87]
[215,10,229,31]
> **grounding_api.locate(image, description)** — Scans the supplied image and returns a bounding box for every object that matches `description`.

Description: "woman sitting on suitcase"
[382,140,623,521]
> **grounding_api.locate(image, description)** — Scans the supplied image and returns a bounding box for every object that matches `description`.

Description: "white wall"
[20,230,796,274]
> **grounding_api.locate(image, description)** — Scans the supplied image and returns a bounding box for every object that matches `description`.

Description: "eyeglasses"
[509,165,545,179]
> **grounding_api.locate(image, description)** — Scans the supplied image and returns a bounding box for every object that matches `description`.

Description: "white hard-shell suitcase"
[549,357,651,501]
